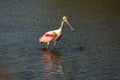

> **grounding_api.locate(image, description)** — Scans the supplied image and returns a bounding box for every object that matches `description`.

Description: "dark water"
[0,0,120,80]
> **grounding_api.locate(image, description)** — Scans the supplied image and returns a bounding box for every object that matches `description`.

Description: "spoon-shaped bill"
[65,20,74,31]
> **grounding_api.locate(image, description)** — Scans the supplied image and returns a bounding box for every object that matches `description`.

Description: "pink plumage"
[39,32,56,43]
[39,16,74,49]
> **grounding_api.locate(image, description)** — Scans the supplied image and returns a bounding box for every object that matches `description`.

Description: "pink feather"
[39,33,56,43]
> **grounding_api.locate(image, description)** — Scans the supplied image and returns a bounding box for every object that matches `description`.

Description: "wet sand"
[0,0,120,80]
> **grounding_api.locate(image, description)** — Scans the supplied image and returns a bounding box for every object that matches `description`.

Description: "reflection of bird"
[41,48,62,61]
[40,48,64,79]
[39,16,74,49]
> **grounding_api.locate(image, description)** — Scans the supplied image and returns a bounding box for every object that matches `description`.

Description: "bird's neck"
[59,21,64,31]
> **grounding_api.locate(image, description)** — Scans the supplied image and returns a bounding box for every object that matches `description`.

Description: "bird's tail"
[39,37,42,43]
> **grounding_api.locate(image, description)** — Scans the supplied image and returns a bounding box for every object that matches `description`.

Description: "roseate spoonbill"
[39,16,74,49]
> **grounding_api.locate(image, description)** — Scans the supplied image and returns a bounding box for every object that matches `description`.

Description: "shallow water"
[0,0,120,80]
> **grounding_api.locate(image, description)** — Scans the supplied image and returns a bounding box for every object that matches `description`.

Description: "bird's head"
[63,16,67,22]
[62,16,74,31]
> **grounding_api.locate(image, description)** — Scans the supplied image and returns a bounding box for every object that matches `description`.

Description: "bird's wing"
[40,32,56,43]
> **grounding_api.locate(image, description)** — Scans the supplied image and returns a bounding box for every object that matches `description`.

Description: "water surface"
[0,0,120,80]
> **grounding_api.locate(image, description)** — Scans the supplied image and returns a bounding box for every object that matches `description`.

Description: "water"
[0,0,120,80]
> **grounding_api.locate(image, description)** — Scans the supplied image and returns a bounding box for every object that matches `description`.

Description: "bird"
[39,16,74,49]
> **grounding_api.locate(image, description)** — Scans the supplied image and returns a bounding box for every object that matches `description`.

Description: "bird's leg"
[53,41,57,48]
[47,42,50,49]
